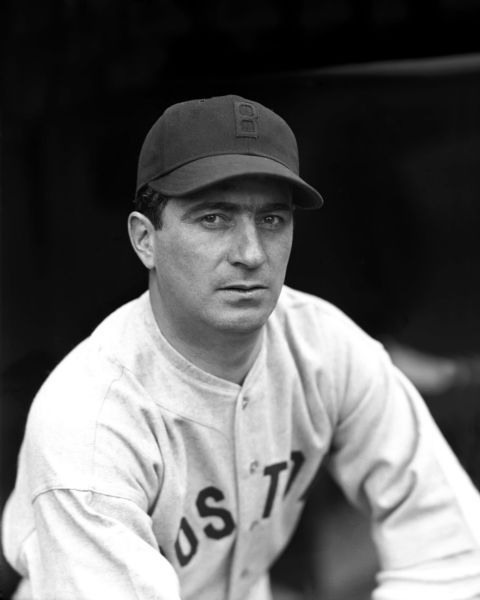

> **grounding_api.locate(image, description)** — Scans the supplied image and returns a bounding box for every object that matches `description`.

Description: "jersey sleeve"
[17,488,181,600]
[325,327,480,598]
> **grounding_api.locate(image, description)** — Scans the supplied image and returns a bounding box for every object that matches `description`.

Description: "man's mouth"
[220,284,267,292]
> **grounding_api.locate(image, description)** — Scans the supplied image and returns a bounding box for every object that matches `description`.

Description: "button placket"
[230,389,264,599]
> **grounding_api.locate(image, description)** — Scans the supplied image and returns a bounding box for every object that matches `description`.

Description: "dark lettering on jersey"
[175,486,236,568]
[174,517,198,567]
[262,461,288,518]
[284,450,305,496]
[262,450,306,518]
[196,486,236,540]
[173,451,306,567]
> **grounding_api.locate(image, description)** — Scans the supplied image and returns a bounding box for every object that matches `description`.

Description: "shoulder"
[28,293,150,425]
[270,286,389,391]
[273,285,377,346]
[22,292,164,506]
[31,290,156,408]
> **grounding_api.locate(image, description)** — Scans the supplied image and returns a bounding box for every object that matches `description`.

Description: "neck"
[148,287,263,385]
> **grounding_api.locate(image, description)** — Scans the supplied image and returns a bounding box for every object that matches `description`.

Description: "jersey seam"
[151,403,231,442]
[92,361,168,503]
[31,486,145,506]
[91,366,127,494]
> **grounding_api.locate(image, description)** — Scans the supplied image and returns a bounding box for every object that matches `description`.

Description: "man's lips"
[219,284,267,291]
[217,284,269,304]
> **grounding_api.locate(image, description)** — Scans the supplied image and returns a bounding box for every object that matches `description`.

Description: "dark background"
[1,2,480,593]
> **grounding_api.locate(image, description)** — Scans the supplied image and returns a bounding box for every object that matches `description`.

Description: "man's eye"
[199,214,227,227]
[261,215,284,228]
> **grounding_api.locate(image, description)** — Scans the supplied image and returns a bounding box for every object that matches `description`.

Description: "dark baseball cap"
[136,95,323,209]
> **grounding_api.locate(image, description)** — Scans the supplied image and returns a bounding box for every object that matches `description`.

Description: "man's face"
[150,177,294,338]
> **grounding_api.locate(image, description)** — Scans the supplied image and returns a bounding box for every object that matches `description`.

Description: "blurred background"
[2,1,480,599]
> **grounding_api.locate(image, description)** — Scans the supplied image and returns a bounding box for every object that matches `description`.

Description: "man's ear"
[127,211,156,269]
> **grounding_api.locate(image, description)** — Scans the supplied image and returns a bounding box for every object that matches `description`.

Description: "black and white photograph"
[1,2,480,599]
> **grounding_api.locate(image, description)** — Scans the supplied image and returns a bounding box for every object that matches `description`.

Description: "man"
[2,95,480,600]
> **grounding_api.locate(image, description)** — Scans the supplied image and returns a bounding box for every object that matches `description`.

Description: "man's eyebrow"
[180,200,293,221]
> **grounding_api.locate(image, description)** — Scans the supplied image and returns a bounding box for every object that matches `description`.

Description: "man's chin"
[210,308,272,336]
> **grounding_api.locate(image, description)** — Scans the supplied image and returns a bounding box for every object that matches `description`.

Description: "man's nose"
[228,220,267,269]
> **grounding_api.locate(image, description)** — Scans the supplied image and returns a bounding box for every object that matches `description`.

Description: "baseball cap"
[136,95,323,209]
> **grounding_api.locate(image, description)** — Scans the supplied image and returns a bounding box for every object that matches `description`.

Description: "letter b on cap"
[234,101,258,138]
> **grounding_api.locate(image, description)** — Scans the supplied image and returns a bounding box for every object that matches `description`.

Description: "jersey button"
[241,568,250,579]
[241,396,249,409]
[249,460,259,474]
[250,520,259,531]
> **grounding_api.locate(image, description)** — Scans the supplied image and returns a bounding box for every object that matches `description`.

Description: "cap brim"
[147,154,324,209]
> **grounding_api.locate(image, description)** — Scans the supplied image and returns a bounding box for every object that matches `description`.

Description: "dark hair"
[133,185,169,229]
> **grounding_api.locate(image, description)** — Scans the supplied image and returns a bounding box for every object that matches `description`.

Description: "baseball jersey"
[3,286,480,600]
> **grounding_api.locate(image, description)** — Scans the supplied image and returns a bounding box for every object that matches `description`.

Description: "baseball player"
[2,95,480,600]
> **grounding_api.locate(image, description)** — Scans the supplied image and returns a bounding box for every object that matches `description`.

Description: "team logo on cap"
[234,101,258,139]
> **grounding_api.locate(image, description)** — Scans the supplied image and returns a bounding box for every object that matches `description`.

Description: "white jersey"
[3,286,480,600]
